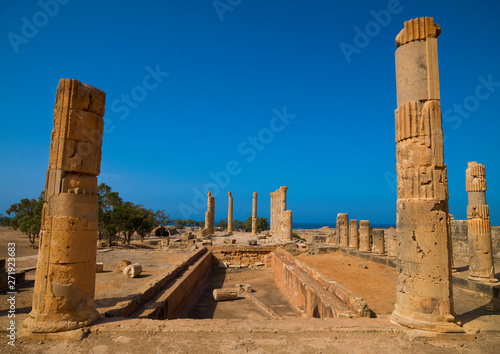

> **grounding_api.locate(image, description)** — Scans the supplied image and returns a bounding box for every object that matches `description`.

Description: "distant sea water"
[294,222,395,230]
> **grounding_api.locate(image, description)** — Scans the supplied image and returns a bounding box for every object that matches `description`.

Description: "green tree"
[6,192,44,244]
[116,202,158,245]
[233,220,243,231]
[155,210,173,236]
[174,218,186,230]
[97,183,123,246]
[218,218,228,230]
[0,214,11,227]
[241,217,269,233]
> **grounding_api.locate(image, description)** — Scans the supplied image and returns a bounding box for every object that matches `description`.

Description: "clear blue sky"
[1,0,499,225]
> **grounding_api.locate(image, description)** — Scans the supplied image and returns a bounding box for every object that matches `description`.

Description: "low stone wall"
[208,246,275,268]
[147,249,213,319]
[267,248,371,318]
[451,220,500,264]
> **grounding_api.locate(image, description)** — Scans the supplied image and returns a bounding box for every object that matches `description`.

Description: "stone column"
[283,210,293,241]
[270,192,274,235]
[372,230,385,255]
[26,79,105,333]
[252,192,258,235]
[349,219,359,249]
[466,162,498,283]
[205,192,212,235]
[227,192,233,235]
[210,195,215,234]
[391,17,462,332]
[359,220,371,252]
[336,213,349,247]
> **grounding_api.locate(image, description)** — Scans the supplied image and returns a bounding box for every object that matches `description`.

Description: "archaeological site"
[1,14,499,353]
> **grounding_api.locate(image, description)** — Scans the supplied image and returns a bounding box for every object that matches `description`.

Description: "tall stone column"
[391,17,462,332]
[210,196,215,234]
[252,192,258,235]
[359,220,371,252]
[349,219,359,249]
[283,210,293,241]
[227,192,233,235]
[336,213,349,247]
[466,162,498,283]
[372,230,385,255]
[25,79,105,333]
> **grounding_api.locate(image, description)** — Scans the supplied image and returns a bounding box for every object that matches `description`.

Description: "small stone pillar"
[283,210,293,241]
[26,79,105,333]
[466,162,498,283]
[372,230,385,255]
[349,219,359,249]
[205,192,215,235]
[359,220,371,252]
[252,192,258,235]
[391,17,462,332]
[336,213,349,247]
[227,192,233,235]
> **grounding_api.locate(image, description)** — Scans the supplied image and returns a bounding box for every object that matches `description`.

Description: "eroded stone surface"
[336,214,349,248]
[270,186,293,240]
[349,220,359,249]
[227,192,233,235]
[466,162,497,283]
[26,79,105,333]
[252,192,258,235]
[359,220,371,252]
[391,18,462,332]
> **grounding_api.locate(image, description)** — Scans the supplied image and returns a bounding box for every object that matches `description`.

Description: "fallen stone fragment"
[123,263,142,278]
[248,239,257,246]
[358,263,368,269]
[117,260,132,272]
[96,263,104,273]
[213,288,238,301]
[235,284,252,294]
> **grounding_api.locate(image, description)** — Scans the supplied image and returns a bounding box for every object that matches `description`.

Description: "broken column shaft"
[26,79,105,333]
[227,192,233,235]
[359,220,371,252]
[336,213,349,247]
[349,219,359,249]
[466,162,497,283]
[252,192,258,235]
[391,17,462,332]
[372,230,385,255]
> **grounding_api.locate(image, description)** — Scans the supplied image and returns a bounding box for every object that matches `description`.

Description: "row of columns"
[335,215,387,255]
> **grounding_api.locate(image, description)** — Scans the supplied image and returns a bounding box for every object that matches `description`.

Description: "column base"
[23,309,99,333]
[391,309,464,333]
[468,274,499,283]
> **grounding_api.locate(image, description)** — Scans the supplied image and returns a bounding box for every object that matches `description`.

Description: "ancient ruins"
[349,219,359,249]
[466,162,497,283]
[252,192,258,235]
[391,17,462,332]
[25,79,105,332]
[359,220,370,252]
[336,213,349,247]
[227,192,233,235]
[202,192,215,236]
[12,17,498,349]
[270,186,293,240]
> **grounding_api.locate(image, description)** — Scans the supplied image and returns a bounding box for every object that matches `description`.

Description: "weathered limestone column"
[227,192,233,235]
[391,17,462,332]
[336,213,349,247]
[205,192,212,235]
[209,195,215,234]
[282,210,293,241]
[372,230,385,255]
[359,220,371,252]
[466,162,498,283]
[349,219,359,249]
[270,192,274,235]
[25,79,105,333]
[252,192,258,235]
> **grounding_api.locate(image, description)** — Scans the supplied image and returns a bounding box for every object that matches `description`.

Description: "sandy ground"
[298,252,397,315]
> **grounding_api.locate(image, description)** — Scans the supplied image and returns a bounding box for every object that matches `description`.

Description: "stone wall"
[208,246,275,268]
[451,220,500,264]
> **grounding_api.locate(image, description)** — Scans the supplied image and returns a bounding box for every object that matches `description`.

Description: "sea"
[294,222,395,230]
